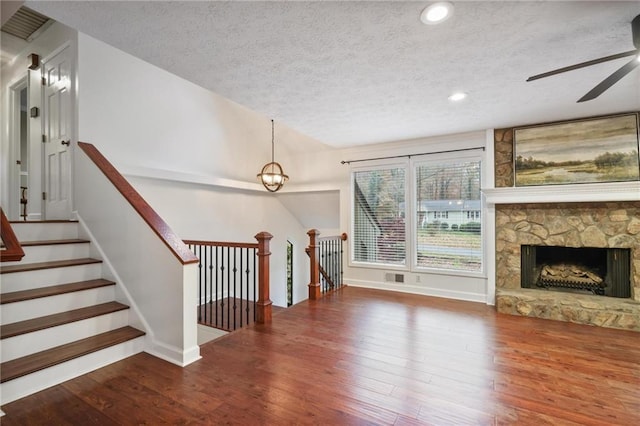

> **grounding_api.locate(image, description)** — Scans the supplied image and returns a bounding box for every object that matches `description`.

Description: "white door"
[43,46,72,219]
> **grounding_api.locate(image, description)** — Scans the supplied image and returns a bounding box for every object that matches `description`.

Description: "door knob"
[61,140,70,146]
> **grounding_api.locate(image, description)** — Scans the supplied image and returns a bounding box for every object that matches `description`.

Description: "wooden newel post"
[255,232,273,324]
[307,229,321,300]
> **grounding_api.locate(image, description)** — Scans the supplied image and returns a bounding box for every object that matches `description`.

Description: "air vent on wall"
[384,273,404,283]
[1,6,52,41]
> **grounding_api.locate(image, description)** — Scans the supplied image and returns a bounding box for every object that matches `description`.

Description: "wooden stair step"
[17,239,90,247]
[0,258,102,274]
[0,279,115,305]
[0,326,145,383]
[1,302,129,339]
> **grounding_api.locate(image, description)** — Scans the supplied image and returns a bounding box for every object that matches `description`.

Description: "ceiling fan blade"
[577,57,640,102]
[527,50,637,82]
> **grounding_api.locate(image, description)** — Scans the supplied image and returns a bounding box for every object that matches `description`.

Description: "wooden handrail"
[0,208,25,262]
[78,142,198,265]
[183,239,258,249]
[318,233,348,242]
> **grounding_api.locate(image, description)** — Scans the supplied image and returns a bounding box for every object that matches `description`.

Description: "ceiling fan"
[527,14,640,103]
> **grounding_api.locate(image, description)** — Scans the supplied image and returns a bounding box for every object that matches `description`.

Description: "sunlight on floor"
[197,324,227,345]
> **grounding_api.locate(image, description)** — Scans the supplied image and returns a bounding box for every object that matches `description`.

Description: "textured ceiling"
[26,1,640,148]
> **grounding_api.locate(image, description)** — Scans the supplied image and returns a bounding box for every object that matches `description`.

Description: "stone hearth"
[495,202,640,331]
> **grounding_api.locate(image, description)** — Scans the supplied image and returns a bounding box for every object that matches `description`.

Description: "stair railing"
[184,232,272,331]
[307,229,347,300]
[0,208,25,262]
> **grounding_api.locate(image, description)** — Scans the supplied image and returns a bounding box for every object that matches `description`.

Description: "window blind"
[353,168,406,265]
[415,160,482,272]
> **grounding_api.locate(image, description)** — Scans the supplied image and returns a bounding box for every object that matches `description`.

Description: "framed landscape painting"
[514,113,640,186]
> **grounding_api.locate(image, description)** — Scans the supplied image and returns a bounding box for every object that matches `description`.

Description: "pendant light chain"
[271,119,275,163]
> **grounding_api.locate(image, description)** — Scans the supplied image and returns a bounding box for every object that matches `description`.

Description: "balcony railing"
[185,232,272,331]
[307,229,347,300]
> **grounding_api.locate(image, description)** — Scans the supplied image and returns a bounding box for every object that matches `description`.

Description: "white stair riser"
[10,223,79,242]
[0,336,145,405]
[2,243,91,266]
[1,286,116,324]
[2,310,130,362]
[1,264,102,293]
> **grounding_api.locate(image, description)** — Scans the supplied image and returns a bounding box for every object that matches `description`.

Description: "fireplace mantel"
[483,181,640,205]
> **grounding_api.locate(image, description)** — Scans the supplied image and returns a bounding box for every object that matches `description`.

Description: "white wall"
[126,176,310,307]
[282,130,490,303]
[76,33,326,307]
[0,22,77,219]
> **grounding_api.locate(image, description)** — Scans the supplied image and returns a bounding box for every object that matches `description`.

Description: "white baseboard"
[145,338,201,367]
[346,278,487,303]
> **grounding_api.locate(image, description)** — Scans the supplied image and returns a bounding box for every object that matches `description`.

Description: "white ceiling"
[25,1,640,148]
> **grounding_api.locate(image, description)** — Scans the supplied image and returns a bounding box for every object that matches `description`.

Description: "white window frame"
[411,150,485,278]
[349,159,409,270]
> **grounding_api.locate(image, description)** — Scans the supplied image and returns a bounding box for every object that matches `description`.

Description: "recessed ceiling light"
[448,92,467,101]
[420,2,454,25]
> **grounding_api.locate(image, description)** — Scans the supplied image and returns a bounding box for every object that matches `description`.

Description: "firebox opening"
[521,245,631,298]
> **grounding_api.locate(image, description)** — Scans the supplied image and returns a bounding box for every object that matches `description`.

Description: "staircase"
[0,220,145,405]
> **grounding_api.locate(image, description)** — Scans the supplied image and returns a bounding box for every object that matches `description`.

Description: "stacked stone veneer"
[495,202,640,331]
[493,123,640,331]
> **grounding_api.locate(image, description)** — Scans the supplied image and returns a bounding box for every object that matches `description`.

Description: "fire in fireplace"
[521,245,631,298]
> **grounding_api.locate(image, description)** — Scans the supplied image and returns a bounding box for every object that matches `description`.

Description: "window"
[466,210,480,220]
[415,159,482,272]
[351,154,483,274]
[352,167,406,265]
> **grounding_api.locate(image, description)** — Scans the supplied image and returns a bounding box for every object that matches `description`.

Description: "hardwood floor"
[2,286,639,425]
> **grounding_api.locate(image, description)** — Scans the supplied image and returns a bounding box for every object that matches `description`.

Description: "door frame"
[8,76,28,221]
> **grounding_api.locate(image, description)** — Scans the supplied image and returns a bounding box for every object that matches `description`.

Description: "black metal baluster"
[219,246,225,329]
[205,245,210,325]
[233,247,237,331]
[320,240,325,293]
[330,239,334,290]
[208,245,213,325]
[340,237,344,288]
[321,240,326,293]
[227,246,231,330]
[215,246,219,328]
[245,247,251,325]
[198,245,203,321]
[325,240,329,292]
[239,247,243,328]
[333,239,340,289]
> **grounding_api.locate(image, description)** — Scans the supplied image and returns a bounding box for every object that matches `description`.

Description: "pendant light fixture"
[257,119,289,192]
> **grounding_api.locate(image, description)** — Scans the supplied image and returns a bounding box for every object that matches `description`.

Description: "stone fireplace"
[494,202,640,330]
[486,125,640,332]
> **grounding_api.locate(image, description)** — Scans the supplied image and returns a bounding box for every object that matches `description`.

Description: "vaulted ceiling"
[25,1,640,147]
